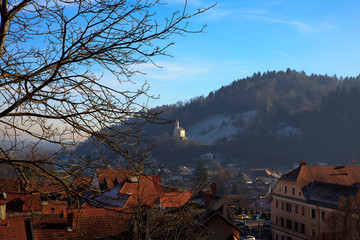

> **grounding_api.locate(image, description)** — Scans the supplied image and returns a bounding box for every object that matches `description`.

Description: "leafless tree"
[323,192,360,240]
[0,0,213,202]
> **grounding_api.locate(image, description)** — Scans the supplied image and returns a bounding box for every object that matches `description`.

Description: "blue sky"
[132,0,360,108]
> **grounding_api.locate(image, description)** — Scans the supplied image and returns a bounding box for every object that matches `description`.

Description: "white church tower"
[173,119,186,139]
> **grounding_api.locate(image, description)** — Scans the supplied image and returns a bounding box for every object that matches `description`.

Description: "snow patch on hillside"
[186,110,258,144]
[275,122,302,138]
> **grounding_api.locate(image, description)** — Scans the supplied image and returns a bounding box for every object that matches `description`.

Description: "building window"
[284,186,287,194]
[281,201,284,210]
[310,208,316,219]
[286,219,292,229]
[292,187,295,195]
[281,217,284,227]
[286,203,292,212]
[299,191,301,196]
[302,206,305,216]
[294,221,298,232]
[321,211,325,220]
[276,200,278,209]
[276,234,278,240]
[295,205,298,214]
[301,223,305,233]
[312,228,315,237]
[276,216,278,224]
[279,188,282,193]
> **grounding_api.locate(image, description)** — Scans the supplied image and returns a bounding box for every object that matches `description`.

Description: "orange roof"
[160,192,192,208]
[282,165,360,188]
[95,169,135,190]
[41,201,70,214]
[94,169,164,208]
[6,193,42,212]
[33,208,130,240]
[74,209,129,239]
[120,175,163,207]
[0,216,28,240]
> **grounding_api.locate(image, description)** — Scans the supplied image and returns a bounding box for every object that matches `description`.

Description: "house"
[271,161,360,240]
[0,171,190,239]
[145,183,241,240]
[228,195,271,218]
[0,171,240,239]
[89,168,164,207]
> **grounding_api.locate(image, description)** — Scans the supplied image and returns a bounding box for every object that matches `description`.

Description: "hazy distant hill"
[70,69,360,170]
[149,69,360,169]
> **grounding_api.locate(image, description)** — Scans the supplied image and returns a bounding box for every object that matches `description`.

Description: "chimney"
[204,192,211,207]
[25,218,35,240]
[0,192,6,220]
[211,182,217,195]
[299,160,306,167]
[67,213,74,231]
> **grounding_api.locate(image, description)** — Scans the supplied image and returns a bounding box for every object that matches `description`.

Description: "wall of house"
[271,180,331,240]
[207,215,239,240]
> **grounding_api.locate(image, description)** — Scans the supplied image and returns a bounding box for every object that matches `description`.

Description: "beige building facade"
[271,161,360,240]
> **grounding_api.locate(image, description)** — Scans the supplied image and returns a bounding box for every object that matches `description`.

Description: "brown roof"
[0,216,28,240]
[94,169,164,207]
[34,209,130,240]
[0,178,22,193]
[120,175,163,207]
[95,169,135,190]
[282,165,360,188]
[6,193,42,212]
[160,192,192,208]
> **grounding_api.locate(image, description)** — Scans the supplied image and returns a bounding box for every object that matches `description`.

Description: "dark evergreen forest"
[149,69,360,169]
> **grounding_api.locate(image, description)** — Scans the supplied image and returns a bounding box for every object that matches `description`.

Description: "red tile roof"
[95,169,135,190]
[282,165,360,188]
[94,169,164,207]
[160,192,192,208]
[120,175,163,207]
[41,201,70,214]
[0,216,28,240]
[6,193,42,212]
[33,209,130,240]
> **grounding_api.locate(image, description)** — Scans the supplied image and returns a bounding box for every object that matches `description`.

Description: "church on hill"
[173,119,187,140]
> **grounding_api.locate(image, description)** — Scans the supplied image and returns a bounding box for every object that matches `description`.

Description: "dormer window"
[130,175,139,183]
[284,186,287,194]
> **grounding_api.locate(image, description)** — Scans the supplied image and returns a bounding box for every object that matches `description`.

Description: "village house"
[0,168,242,239]
[271,161,360,240]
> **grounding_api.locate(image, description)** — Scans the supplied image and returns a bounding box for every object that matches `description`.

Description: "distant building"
[173,119,187,140]
[271,161,360,240]
[200,153,214,161]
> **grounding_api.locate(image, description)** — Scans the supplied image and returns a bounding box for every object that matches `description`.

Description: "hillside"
[150,69,360,169]
[69,69,360,170]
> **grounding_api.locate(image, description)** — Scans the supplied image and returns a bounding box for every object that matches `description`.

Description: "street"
[241,219,271,240]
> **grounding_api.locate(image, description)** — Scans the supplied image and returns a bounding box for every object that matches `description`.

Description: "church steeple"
[173,119,186,139]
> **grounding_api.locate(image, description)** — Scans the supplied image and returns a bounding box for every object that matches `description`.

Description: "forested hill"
[155,69,339,127]
[148,69,360,169]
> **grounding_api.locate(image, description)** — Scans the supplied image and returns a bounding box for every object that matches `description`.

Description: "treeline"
[73,70,360,169]
[155,69,360,128]
[149,70,360,168]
